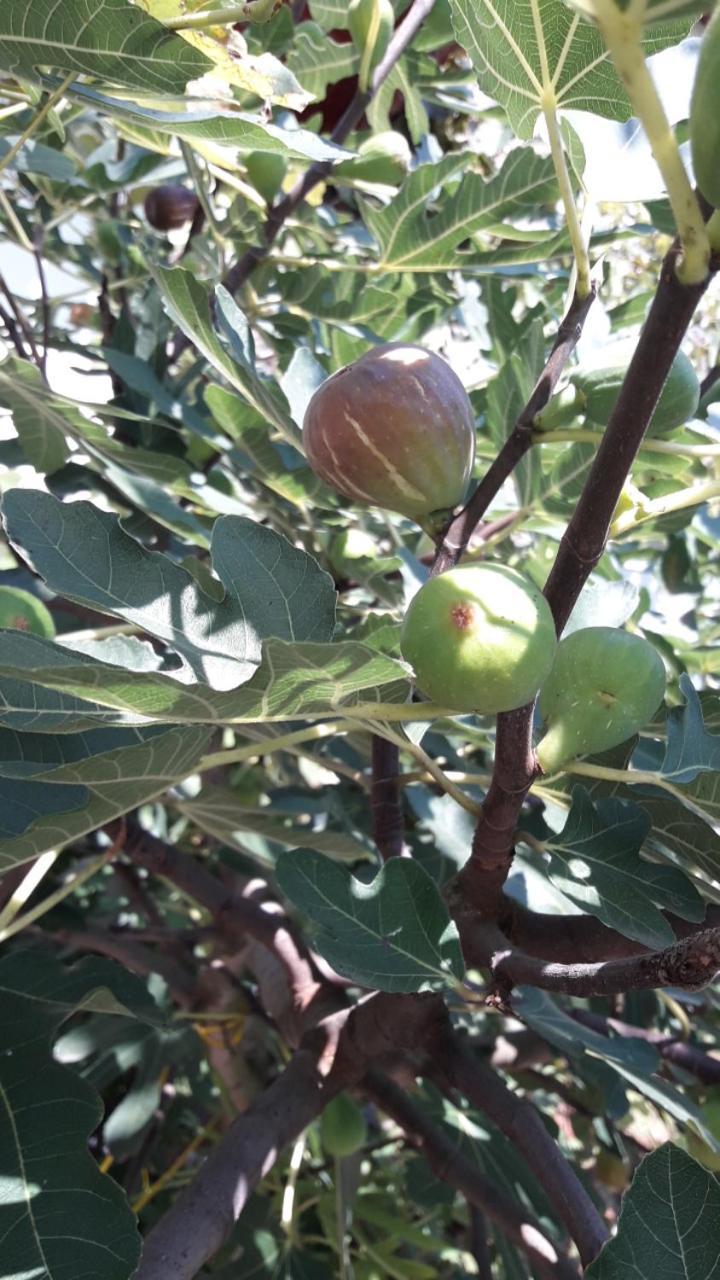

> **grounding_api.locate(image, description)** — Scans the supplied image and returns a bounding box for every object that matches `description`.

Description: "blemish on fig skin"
[450,602,475,631]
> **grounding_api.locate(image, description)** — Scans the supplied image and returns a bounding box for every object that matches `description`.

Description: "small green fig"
[245,151,287,204]
[400,564,557,714]
[303,343,476,525]
[690,7,720,208]
[349,0,394,89]
[334,131,411,187]
[0,586,55,637]
[328,528,378,578]
[573,350,699,436]
[536,627,666,775]
[320,1093,367,1158]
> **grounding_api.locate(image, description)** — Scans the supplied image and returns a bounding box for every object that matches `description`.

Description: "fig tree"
[328,528,378,578]
[320,1093,367,1158]
[690,7,720,209]
[303,343,476,525]
[143,185,201,232]
[536,627,666,774]
[334,131,412,187]
[573,349,699,435]
[400,564,557,714]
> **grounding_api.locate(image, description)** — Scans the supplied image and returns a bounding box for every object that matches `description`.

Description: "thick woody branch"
[433,287,596,575]
[134,992,446,1280]
[364,1070,581,1280]
[571,1010,720,1085]
[437,1034,608,1269]
[474,923,720,999]
[46,926,196,1006]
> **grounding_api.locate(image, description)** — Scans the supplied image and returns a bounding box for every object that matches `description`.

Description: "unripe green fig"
[334,131,411,187]
[536,627,666,775]
[328,528,378,578]
[690,8,720,208]
[349,0,394,89]
[320,1093,367,1158]
[303,344,476,524]
[143,185,201,232]
[400,564,557,714]
[245,151,287,204]
[573,350,699,436]
[0,586,55,637]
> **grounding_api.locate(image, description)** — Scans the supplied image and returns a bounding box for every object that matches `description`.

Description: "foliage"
[0,1,719,1278]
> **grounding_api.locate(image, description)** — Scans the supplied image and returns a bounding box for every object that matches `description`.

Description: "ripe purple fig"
[303,344,476,524]
[143,185,201,232]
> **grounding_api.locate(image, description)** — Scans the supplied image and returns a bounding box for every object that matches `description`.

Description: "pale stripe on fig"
[343,411,426,503]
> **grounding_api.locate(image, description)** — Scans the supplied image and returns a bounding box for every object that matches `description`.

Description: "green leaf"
[364,149,558,270]
[0,774,89,837]
[0,724,212,869]
[152,270,299,445]
[0,0,210,94]
[449,0,689,139]
[286,21,358,99]
[63,80,351,164]
[275,851,465,992]
[586,1144,720,1279]
[0,950,158,1280]
[544,787,704,950]
[178,785,374,866]
[2,492,335,689]
[662,676,720,784]
[0,631,408,728]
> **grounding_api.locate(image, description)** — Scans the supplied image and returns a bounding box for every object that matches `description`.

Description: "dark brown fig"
[143,185,201,232]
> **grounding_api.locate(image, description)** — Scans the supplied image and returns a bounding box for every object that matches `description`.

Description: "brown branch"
[437,1033,608,1269]
[364,1070,581,1280]
[134,992,446,1280]
[544,245,716,632]
[46,926,196,1006]
[432,286,597,576]
[371,734,406,859]
[32,229,50,377]
[0,301,29,360]
[699,361,720,401]
[474,922,720,998]
[468,1207,494,1280]
[0,268,42,369]
[571,1010,720,1085]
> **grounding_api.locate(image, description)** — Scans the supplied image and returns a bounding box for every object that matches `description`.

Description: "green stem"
[611,478,720,535]
[163,2,277,29]
[562,759,707,818]
[197,722,348,771]
[533,427,720,458]
[592,1,709,284]
[0,74,74,179]
[541,90,592,298]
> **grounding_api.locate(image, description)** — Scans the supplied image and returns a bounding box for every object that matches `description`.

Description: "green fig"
[349,0,394,89]
[334,131,411,187]
[303,343,476,525]
[536,627,666,774]
[690,7,720,209]
[245,151,287,205]
[400,564,557,715]
[328,529,378,578]
[320,1093,367,1158]
[0,586,55,637]
[573,350,699,436]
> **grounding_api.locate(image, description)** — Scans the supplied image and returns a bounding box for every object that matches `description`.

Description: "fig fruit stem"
[533,427,720,459]
[540,89,592,299]
[610,477,720,536]
[0,73,73,180]
[592,1,710,285]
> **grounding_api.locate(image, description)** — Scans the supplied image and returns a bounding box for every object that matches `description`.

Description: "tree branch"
[432,287,596,576]
[571,1010,720,1085]
[364,1070,581,1280]
[371,735,406,859]
[474,922,720,998]
[436,1033,608,1269]
[134,992,446,1280]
